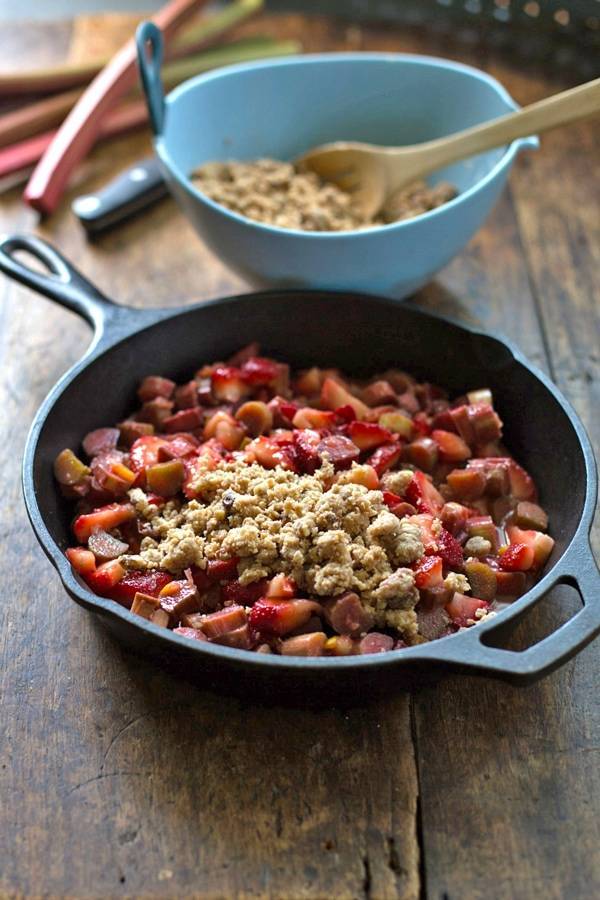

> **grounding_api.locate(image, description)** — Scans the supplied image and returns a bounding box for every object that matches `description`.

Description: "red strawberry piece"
[211,365,250,403]
[334,404,357,423]
[82,427,120,458]
[321,377,369,420]
[498,543,534,571]
[405,470,444,514]
[431,429,471,462]
[206,558,239,582]
[248,598,320,636]
[227,342,261,366]
[292,429,322,474]
[66,547,96,575]
[436,528,464,569]
[162,407,204,434]
[73,501,135,543]
[367,442,403,476]
[347,420,394,451]
[104,570,173,605]
[268,397,299,427]
[406,514,439,552]
[137,375,176,403]
[221,578,268,605]
[412,412,432,437]
[249,435,297,471]
[414,555,444,589]
[445,593,489,627]
[129,435,169,475]
[440,502,473,535]
[241,356,280,385]
[84,559,125,595]
[382,490,402,508]
[506,525,554,569]
[317,434,360,471]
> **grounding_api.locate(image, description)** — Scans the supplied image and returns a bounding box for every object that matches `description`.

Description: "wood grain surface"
[0,12,598,900]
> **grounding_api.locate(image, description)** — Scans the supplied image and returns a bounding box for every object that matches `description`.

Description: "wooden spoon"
[298,76,600,220]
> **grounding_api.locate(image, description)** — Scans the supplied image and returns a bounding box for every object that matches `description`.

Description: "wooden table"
[1,13,598,900]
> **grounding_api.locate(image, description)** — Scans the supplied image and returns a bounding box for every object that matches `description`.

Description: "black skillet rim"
[22,289,599,676]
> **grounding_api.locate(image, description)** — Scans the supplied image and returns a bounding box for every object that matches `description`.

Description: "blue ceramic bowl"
[137,25,537,297]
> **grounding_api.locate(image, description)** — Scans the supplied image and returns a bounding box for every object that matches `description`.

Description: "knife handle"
[72,157,168,234]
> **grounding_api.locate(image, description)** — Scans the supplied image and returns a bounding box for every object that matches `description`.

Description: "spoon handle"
[388,76,600,185]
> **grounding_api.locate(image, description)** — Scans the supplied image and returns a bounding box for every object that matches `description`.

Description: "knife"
[72,157,169,234]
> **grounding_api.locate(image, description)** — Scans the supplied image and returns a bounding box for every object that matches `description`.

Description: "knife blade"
[72,157,169,234]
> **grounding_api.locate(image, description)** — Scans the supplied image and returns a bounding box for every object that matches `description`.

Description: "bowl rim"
[155,51,538,240]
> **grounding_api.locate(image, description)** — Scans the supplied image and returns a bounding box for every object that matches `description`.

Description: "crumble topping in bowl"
[192,158,457,231]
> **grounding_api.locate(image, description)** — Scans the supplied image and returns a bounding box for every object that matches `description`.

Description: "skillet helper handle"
[136,22,166,136]
[0,233,119,337]
[433,542,600,682]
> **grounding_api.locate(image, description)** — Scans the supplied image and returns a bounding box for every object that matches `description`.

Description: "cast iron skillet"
[1,234,599,703]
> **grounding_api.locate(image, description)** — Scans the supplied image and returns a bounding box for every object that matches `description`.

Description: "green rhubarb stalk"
[162,37,302,86]
[0,0,264,97]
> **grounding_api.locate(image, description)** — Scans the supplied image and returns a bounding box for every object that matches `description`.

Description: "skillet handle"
[431,542,600,683]
[136,22,165,136]
[0,233,121,339]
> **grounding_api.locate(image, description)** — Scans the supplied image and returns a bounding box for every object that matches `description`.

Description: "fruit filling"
[55,346,554,657]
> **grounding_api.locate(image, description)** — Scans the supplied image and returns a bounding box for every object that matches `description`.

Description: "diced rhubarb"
[241,356,280,386]
[367,442,403,476]
[362,380,397,407]
[378,410,414,439]
[280,632,327,656]
[137,396,174,429]
[212,624,253,649]
[405,470,444,514]
[440,502,472,536]
[235,401,274,436]
[146,460,184,497]
[248,598,321,636]
[431,429,471,463]
[206,558,239,582]
[82,428,120,458]
[163,407,204,434]
[292,407,337,430]
[249,436,296,471]
[445,592,489,627]
[446,467,487,501]
[324,635,358,656]
[508,461,537,501]
[495,570,527,598]
[334,404,356,424]
[157,433,199,461]
[513,501,548,531]
[321,377,369,420]
[158,580,200,618]
[66,547,96,574]
[173,380,200,410]
[416,605,452,641]
[317,434,360,471]
[211,365,250,403]
[467,388,493,406]
[118,420,154,448]
[436,528,464,569]
[54,449,90,486]
[404,437,439,473]
[87,529,129,561]
[201,605,247,639]
[84,559,125,595]
[359,633,394,654]
[295,366,323,396]
[323,592,374,636]
[173,626,208,641]
[137,376,176,403]
[469,403,503,444]
[347,420,393,452]
[228,342,261,366]
[464,559,497,600]
[106,570,172,604]
[498,543,534,572]
[131,591,160,619]
[73,502,135,543]
[265,574,297,600]
[466,516,499,551]
[414,555,444,589]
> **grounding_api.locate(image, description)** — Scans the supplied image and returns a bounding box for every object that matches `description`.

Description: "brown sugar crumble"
[192,158,457,231]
